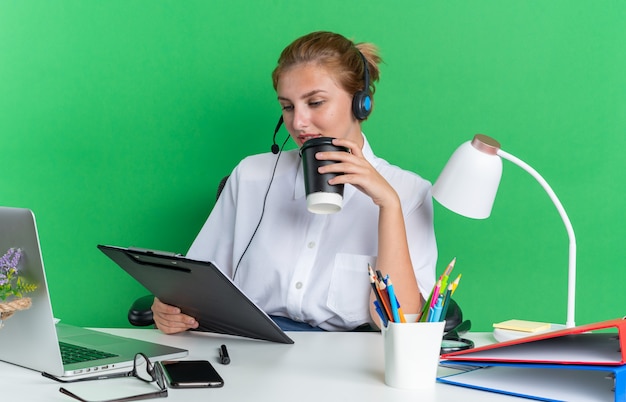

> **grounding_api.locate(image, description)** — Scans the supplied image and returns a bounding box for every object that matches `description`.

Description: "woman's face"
[276,63,362,148]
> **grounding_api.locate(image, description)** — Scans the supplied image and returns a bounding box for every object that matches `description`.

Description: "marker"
[219,344,230,365]
[430,295,443,322]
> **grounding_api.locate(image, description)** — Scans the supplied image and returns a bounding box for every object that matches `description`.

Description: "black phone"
[159,360,224,388]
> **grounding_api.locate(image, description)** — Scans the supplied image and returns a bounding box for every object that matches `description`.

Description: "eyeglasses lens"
[133,354,155,383]
[153,363,167,390]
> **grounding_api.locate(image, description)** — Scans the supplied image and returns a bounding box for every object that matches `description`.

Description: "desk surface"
[1,328,525,401]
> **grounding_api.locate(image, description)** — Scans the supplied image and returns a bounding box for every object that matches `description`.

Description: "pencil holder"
[381,319,445,389]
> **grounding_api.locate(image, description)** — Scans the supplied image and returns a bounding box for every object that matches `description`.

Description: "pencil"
[444,257,457,277]
[439,257,457,292]
[368,265,392,323]
[376,278,394,322]
[451,274,462,295]
[385,278,401,323]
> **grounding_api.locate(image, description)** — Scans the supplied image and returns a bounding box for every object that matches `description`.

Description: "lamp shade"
[432,135,503,219]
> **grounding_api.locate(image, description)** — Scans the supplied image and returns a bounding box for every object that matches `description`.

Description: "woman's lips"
[299,134,322,144]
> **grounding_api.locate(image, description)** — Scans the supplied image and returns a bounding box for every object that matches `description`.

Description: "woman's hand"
[151,297,199,334]
[316,138,400,208]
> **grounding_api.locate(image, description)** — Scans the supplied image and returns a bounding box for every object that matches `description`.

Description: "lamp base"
[493,323,567,343]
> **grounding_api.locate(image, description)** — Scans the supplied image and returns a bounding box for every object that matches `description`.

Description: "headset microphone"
[271,115,284,154]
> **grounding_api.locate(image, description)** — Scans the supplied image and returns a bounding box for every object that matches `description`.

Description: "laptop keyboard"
[59,341,118,365]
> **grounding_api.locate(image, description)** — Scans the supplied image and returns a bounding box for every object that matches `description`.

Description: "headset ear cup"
[352,90,372,120]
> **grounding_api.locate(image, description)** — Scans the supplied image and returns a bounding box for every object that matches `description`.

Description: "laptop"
[97,245,294,344]
[0,206,188,378]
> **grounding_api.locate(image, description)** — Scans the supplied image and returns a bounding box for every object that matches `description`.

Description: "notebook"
[0,206,188,378]
[97,245,294,344]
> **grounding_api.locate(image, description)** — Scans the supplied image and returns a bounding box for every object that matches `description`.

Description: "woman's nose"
[292,106,309,129]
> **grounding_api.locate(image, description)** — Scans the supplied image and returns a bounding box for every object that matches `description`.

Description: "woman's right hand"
[151,297,199,334]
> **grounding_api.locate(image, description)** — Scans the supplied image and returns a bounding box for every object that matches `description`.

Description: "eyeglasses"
[43,353,167,402]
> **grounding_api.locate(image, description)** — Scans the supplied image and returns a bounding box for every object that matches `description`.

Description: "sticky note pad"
[493,319,551,333]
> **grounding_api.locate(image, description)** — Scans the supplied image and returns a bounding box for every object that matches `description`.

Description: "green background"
[1,1,624,331]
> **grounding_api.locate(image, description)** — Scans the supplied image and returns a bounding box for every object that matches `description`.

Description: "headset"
[352,51,372,121]
[271,49,372,153]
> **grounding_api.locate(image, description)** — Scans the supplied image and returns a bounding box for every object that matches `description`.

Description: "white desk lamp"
[432,134,576,340]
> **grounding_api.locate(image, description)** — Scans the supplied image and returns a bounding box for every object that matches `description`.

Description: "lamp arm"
[497,149,577,328]
[497,149,576,328]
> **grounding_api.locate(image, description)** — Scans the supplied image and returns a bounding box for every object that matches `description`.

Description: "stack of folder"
[438,317,626,402]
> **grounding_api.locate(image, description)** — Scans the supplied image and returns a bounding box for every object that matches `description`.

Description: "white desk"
[1,328,525,401]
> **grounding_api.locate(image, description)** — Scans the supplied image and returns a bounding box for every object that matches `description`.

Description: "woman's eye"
[309,100,324,107]
[281,105,294,111]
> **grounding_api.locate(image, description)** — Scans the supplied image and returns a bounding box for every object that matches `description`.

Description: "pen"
[219,344,230,365]
[373,300,388,326]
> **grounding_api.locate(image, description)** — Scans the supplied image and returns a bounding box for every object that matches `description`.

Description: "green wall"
[1,1,624,331]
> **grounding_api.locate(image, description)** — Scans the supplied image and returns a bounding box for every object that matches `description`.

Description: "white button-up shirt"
[187,135,437,331]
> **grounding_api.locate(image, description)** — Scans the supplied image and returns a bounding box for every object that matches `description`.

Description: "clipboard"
[441,317,626,365]
[98,245,294,344]
[437,361,626,402]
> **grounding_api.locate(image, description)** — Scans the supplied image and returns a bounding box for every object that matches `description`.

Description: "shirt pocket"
[327,253,377,323]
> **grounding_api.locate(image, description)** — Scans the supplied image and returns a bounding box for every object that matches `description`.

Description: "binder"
[437,361,626,402]
[441,317,626,365]
[437,317,626,401]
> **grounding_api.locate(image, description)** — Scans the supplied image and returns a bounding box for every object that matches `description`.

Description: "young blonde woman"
[152,31,437,333]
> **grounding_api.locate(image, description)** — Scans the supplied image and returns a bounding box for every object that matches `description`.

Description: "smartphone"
[159,360,224,388]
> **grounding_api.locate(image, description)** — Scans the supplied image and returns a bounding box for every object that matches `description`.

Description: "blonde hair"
[272,31,382,108]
